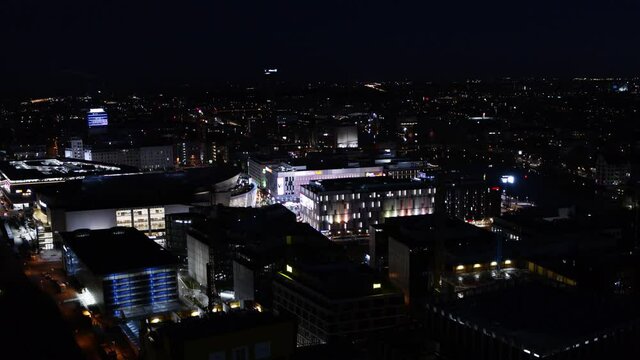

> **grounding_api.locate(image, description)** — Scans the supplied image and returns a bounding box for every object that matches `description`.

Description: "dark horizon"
[2,1,639,96]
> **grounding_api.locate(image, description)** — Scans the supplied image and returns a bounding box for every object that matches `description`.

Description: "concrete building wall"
[187,234,210,286]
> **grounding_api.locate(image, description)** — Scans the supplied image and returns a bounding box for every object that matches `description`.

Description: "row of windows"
[315,188,435,202]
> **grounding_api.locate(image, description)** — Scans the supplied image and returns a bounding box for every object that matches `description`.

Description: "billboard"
[87,108,108,127]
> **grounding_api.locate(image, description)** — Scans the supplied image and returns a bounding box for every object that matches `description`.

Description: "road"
[23,250,137,360]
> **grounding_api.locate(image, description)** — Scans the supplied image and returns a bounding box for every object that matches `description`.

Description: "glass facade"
[116,206,167,246]
[103,267,178,317]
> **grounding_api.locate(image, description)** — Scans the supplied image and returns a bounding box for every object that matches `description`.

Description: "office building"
[91,144,174,171]
[300,177,436,237]
[273,262,405,346]
[64,138,92,161]
[61,227,180,318]
[141,311,296,360]
[233,222,339,306]
[595,153,631,186]
[438,178,501,225]
[187,205,297,290]
[335,125,358,148]
[165,212,206,264]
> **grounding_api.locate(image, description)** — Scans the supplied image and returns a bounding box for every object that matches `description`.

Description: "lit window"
[372,283,381,289]
[286,265,293,273]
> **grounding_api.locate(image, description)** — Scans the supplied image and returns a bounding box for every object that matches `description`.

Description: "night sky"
[1,0,639,93]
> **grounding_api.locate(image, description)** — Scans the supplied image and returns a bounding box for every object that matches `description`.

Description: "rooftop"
[61,227,178,275]
[382,215,499,262]
[37,165,239,211]
[441,281,640,356]
[150,310,293,343]
[303,176,433,193]
[0,158,138,184]
[277,262,400,300]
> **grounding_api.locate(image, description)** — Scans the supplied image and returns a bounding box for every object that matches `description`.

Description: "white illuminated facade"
[300,178,436,237]
[265,164,384,202]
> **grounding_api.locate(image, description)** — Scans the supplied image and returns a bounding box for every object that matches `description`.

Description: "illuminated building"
[0,158,136,196]
[61,227,180,318]
[299,177,436,237]
[264,163,384,202]
[87,108,109,127]
[33,166,240,249]
[248,157,435,203]
[63,138,92,161]
[335,125,358,148]
[91,144,174,171]
[273,262,405,346]
[438,178,501,224]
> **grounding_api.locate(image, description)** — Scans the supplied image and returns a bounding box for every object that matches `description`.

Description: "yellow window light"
[456,265,465,271]
[372,283,381,289]
[473,264,481,269]
[150,318,161,324]
[286,265,293,273]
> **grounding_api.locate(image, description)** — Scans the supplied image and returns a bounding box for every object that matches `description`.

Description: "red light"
[491,186,500,191]
[524,175,528,179]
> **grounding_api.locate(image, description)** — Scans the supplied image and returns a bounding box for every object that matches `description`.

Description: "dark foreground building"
[141,310,296,360]
[426,280,640,359]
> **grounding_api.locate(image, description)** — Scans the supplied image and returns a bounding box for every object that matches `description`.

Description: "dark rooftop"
[277,262,400,299]
[383,215,499,262]
[151,310,293,342]
[303,176,433,193]
[37,165,239,211]
[441,281,640,356]
[61,227,178,275]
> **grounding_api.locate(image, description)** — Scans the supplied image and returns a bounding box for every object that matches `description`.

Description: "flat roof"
[277,262,400,300]
[0,158,138,184]
[61,227,178,275]
[383,215,500,262]
[152,310,292,342]
[37,165,239,211]
[303,176,433,193]
[441,281,640,356]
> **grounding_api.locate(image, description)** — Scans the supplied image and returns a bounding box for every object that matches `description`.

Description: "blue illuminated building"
[61,227,180,318]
